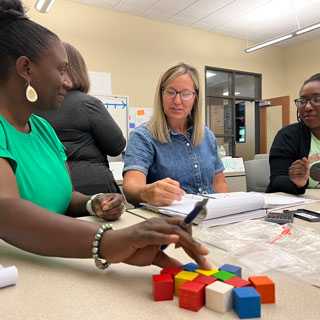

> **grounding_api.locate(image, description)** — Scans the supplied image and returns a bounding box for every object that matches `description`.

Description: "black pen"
[161,198,208,250]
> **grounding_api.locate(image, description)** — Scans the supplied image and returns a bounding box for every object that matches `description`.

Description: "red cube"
[152,274,174,301]
[193,274,218,286]
[224,276,252,288]
[160,266,183,279]
[179,281,205,312]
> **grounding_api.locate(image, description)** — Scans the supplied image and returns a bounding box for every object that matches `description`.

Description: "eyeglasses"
[294,96,320,108]
[162,88,196,101]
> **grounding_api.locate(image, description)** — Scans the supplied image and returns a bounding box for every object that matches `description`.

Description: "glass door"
[205,67,261,159]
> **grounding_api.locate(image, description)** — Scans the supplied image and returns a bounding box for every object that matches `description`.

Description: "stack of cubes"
[152,262,275,319]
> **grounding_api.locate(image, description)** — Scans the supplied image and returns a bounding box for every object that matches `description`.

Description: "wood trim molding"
[259,96,290,154]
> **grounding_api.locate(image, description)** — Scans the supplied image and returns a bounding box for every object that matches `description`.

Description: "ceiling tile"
[174,5,208,21]
[118,0,158,9]
[192,0,234,11]
[166,16,194,26]
[147,0,190,16]
[141,11,169,21]
[113,4,145,15]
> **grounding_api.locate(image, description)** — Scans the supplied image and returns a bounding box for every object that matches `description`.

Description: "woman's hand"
[100,217,211,270]
[141,178,186,206]
[92,193,126,221]
[289,157,310,188]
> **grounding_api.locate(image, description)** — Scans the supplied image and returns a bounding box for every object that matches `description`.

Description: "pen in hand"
[161,198,208,251]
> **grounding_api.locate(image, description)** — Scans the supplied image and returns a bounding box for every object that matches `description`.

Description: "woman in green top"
[0,0,210,270]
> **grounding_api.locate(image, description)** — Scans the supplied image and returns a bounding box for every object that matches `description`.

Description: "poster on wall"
[128,107,153,133]
[88,71,112,96]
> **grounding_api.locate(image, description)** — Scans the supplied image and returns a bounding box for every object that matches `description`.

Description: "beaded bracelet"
[86,193,104,216]
[92,223,113,270]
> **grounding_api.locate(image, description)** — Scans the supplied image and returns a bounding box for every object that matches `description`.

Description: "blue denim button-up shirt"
[123,123,224,194]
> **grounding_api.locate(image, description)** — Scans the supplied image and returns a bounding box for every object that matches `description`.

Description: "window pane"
[235,100,256,161]
[208,98,233,134]
[206,70,231,97]
[235,73,256,98]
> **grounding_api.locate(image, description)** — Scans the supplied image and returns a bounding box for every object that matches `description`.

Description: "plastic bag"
[194,220,320,286]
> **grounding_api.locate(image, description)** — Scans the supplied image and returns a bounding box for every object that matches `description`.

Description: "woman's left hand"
[92,193,125,221]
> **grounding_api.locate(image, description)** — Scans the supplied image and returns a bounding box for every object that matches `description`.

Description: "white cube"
[205,281,234,313]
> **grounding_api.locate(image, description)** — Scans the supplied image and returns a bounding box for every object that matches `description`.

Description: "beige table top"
[1,209,320,320]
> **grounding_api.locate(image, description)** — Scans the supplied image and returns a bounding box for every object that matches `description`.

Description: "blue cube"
[219,264,242,277]
[233,287,261,319]
[180,262,200,272]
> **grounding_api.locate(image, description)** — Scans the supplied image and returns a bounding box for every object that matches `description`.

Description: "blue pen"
[161,198,209,250]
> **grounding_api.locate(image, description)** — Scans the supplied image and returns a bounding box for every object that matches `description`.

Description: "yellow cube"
[195,268,219,276]
[174,270,199,296]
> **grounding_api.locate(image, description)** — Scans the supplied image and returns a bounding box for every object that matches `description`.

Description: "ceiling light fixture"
[35,0,56,13]
[245,21,320,53]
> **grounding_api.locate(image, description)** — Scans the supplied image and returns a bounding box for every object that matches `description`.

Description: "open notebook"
[141,192,315,227]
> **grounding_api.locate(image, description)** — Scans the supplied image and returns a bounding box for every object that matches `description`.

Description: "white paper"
[141,192,265,227]
[0,265,18,288]
[262,193,315,209]
[88,71,112,96]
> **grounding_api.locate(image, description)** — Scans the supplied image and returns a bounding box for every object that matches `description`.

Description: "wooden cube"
[233,287,261,319]
[179,281,205,312]
[195,268,219,276]
[224,276,252,288]
[219,263,242,277]
[193,274,218,286]
[174,271,199,296]
[212,270,236,281]
[205,281,234,313]
[180,262,200,272]
[160,266,183,279]
[152,274,173,301]
[249,275,275,304]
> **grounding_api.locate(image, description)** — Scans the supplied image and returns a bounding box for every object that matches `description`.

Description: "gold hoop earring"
[26,82,38,103]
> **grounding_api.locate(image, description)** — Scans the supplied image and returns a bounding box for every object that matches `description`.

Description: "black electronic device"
[264,210,294,225]
[290,209,320,222]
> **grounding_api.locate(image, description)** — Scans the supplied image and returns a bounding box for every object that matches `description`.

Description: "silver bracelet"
[86,193,104,216]
[92,223,113,270]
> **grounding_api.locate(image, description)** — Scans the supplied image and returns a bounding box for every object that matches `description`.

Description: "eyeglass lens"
[295,96,320,107]
[163,89,194,101]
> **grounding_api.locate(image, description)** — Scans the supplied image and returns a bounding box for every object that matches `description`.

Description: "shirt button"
[194,164,198,168]
[186,143,190,146]
[198,188,202,192]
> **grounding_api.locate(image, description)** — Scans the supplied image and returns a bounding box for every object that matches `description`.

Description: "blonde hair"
[63,42,90,93]
[149,62,204,146]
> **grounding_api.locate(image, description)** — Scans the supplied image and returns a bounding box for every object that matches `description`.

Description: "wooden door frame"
[259,96,290,154]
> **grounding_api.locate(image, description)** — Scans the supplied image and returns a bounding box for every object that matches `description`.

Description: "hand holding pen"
[161,198,208,250]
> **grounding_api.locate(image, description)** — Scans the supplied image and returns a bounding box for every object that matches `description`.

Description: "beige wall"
[24,0,320,152]
[25,0,287,111]
[284,38,320,123]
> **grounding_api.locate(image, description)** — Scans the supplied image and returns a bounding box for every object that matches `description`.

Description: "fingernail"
[204,260,212,270]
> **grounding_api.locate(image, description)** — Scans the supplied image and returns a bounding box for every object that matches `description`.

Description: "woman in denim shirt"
[123,63,229,206]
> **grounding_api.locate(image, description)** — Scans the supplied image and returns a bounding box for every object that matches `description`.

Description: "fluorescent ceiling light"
[296,22,320,35]
[245,21,320,53]
[206,72,216,78]
[245,34,293,53]
[35,0,55,13]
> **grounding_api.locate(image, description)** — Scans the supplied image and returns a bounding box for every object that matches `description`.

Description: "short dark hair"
[0,0,59,83]
[63,42,90,93]
[302,73,320,88]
